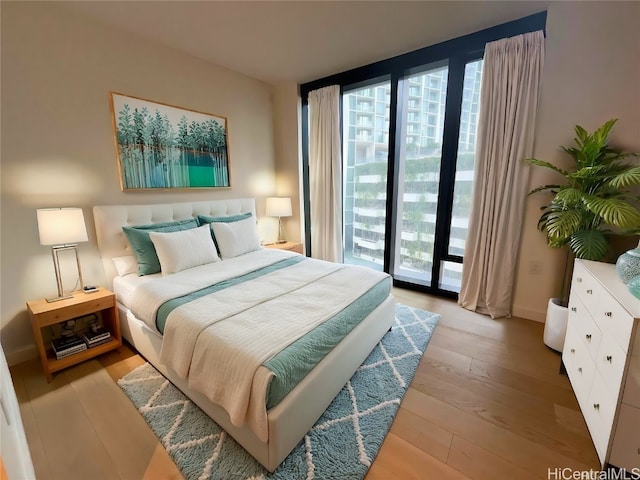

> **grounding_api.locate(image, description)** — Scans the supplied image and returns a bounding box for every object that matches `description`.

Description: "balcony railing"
[353,222,385,234]
[357,174,383,183]
[353,206,386,217]
[353,237,385,251]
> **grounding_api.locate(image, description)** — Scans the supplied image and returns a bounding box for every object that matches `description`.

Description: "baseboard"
[512,305,545,323]
[5,344,37,367]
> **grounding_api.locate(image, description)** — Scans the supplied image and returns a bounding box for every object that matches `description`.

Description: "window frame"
[300,11,546,297]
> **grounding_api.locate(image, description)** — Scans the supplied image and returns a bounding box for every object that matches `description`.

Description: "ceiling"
[60,1,549,85]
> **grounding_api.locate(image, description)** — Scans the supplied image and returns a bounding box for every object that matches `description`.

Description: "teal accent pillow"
[196,212,252,226]
[122,218,199,276]
[197,212,253,252]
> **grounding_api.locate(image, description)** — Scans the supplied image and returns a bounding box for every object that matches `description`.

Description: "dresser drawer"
[33,294,116,327]
[572,261,601,313]
[610,403,640,469]
[594,292,634,354]
[584,372,617,465]
[568,260,640,469]
[569,296,602,361]
[563,322,596,407]
[596,333,627,398]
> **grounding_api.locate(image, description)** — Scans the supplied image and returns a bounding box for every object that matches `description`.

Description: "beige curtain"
[308,85,342,262]
[459,30,545,319]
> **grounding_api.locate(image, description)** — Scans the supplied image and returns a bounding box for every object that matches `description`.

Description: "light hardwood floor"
[10,288,599,479]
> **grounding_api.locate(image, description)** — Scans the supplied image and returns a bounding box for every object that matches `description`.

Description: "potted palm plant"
[528,118,640,351]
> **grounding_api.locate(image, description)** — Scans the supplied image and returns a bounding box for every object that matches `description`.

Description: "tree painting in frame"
[110,92,230,190]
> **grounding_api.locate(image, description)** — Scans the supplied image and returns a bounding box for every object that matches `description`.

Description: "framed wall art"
[110,92,230,190]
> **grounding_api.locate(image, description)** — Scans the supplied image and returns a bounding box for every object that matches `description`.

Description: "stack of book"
[82,326,112,348]
[52,335,87,359]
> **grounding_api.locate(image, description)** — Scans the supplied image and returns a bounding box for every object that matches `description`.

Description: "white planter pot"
[543,297,569,352]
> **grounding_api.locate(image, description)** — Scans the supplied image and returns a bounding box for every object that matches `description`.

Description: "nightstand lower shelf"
[45,337,122,375]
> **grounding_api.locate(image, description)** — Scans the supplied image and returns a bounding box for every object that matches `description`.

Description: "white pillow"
[112,255,138,276]
[149,224,219,275]
[211,216,261,259]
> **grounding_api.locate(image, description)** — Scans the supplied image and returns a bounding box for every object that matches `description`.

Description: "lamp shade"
[37,208,88,246]
[266,197,292,218]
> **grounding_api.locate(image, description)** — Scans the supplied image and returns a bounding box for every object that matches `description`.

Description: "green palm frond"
[560,146,585,165]
[599,151,639,164]
[593,119,617,145]
[547,236,570,249]
[608,166,640,189]
[583,196,640,229]
[528,184,563,196]
[573,125,589,146]
[526,158,569,176]
[569,230,608,260]
[552,187,583,207]
[543,209,582,240]
[528,118,640,262]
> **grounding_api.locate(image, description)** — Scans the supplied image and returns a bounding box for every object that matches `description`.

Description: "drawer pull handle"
[606,355,612,362]
[570,348,576,354]
[586,289,593,295]
[578,367,583,373]
[571,307,577,312]
[593,403,600,410]
[605,312,612,317]
[585,334,592,341]
[577,278,583,283]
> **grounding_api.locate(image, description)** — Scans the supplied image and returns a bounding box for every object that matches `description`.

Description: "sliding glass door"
[341,59,482,294]
[442,59,483,290]
[343,81,391,271]
[393,63,448,287]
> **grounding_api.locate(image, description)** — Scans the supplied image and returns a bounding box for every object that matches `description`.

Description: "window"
[301,12,547,298]
[342,80,391,271]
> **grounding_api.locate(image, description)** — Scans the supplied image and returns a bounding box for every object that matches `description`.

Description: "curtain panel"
[459,30,545,319]
[308,85,343,263]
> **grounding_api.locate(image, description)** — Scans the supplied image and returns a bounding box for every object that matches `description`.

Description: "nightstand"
[26,288,121,382]
[265,241,304,254]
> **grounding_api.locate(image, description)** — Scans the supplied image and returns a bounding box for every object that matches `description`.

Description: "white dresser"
[563,259,640,469]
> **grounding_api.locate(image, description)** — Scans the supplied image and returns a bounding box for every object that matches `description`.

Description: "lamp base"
[46,293,74,303]
[48,244,83,303]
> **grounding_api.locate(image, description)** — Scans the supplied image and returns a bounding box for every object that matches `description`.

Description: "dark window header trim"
[300,11,546,97]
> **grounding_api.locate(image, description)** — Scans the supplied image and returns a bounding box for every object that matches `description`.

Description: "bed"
[93,198,395,472]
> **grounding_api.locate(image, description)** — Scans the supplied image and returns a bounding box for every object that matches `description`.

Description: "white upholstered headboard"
[93,198,256,286]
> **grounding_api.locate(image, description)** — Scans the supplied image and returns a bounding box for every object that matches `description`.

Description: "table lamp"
[36,208,88,302]
[266,197,292,244]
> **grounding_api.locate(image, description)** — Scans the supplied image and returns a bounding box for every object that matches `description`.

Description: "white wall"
[512,1,640,321]
[0,2,278,363]
[272,83,304,244]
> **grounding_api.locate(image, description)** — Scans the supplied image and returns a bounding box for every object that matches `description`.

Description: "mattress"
[112,272,159,309]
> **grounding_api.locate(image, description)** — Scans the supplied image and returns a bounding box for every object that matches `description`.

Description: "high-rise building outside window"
[342,61,483,292]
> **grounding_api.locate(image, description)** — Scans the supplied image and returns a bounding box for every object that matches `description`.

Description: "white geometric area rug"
[118,304,439,480]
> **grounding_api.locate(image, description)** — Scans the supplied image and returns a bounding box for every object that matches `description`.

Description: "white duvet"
[129,248,389,441]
